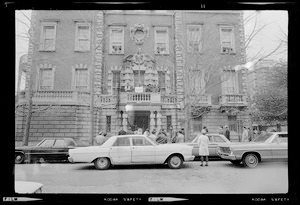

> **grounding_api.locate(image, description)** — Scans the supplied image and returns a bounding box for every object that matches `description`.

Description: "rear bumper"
[184,155,195,161]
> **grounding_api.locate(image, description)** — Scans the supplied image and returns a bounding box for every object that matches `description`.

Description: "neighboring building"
[16,10,250,145]
[247,59,276,96]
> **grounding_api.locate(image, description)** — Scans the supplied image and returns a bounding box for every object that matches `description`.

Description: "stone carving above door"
[130,23,149,45]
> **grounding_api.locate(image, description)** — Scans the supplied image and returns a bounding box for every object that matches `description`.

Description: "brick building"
[16,10,250,145]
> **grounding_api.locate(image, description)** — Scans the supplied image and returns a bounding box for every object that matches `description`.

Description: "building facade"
[16,10,250,145]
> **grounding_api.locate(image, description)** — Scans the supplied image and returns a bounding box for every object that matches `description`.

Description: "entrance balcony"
[219,94,248,107]
[18,90,118,108]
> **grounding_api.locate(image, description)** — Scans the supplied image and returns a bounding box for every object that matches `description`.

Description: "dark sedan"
[15,138,87,164]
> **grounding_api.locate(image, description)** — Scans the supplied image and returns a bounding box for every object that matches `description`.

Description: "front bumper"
[68,157,74,163]
[217,152,237,160]
[184,155,195,161]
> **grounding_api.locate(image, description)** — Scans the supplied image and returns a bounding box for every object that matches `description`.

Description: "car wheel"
[243,153,259,168]
[94,157,111,170]
[15,153,25,164]
[167,155,183,169]
[230,160,241,165]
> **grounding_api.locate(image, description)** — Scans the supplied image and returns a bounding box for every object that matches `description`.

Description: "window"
[53,140,66,148]
[133,70,145,87]
[187,25,202,53]
[154,27,169,54]
[132,137,153,146]
[38,68,54,90]
[113,137,130,146]
[220,26,235,53]
[222,70,239,94]
[158,71,166,92]
[228,115,237,132]
[192,116,202,133]
[40,22,57,51]
[112,71,120,88]
[106,116,111,133]
[109,27,124,54]
[39,139,55,147]
[75,23,91,51]
[75,68,89,91]
[166,116,172,132]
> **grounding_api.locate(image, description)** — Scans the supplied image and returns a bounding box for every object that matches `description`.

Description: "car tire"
[230,160,241,165]
[242,153,259,168]
[167,155,183,169]
[15,153,25,164]
[94,157,111,170]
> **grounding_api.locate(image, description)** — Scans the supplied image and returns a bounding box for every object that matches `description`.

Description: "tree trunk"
[23,96,33,146]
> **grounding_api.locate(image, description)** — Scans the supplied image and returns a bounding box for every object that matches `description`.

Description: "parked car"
[15,138,87,164]
[185,133,231,159]
[217,132,288,168]
[68,135,195,170]
[15,181,43,194]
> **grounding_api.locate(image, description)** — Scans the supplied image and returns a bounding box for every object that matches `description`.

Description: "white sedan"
[68,135,195,170]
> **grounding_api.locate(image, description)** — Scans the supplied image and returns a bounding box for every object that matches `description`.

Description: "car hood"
[15,181,43,194]
[219,142,268,148]
[69,145,109,154]
[15,146,39,150]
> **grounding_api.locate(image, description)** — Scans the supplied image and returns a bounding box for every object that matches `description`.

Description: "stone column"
[122,112,128,131]
[150,111,156,131]
[94,11,104,95]
[156,112,162,131]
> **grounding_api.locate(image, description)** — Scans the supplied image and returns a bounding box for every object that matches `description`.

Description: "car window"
[213,136,225,143]
[39,139,55,147]
[132,137,153,146]
[112,137,130,147]
[53,140,66,148]
[66,139,76,146]
[278,134,288,143]
[207,136,213,143]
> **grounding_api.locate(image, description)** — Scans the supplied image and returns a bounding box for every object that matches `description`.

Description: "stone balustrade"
[219,94,248,106]
[18,90,117,107]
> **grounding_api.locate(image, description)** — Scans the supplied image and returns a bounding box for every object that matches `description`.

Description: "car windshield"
[253,133,273,142]
[73,139,85,146]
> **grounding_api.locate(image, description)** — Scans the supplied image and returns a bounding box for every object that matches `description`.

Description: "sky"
[15,10,288,91]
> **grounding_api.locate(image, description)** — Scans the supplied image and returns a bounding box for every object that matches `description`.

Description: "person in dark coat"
[224,125,230,141]
[118,127,127,135]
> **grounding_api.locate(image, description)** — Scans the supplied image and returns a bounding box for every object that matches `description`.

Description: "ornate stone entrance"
[127,111,150,132]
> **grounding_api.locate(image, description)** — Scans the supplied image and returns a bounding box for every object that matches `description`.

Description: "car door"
[270,134,288,161]
[131,136,156,164]
[31,139,55,161]
[51,139,68,161]
[109,137,132,165]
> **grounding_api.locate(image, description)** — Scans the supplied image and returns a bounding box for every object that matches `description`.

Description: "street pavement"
[14,161,288,194]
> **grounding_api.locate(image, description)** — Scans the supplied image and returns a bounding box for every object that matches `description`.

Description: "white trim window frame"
[39,22,57,51]
[74,67,90,92]
[187,25,202,54]
[154,27,169,55]
[75,22,91,52]
[219,26,235,54]
[109,26,125,54]
[222,70,239,94]
[37,66,55,90]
